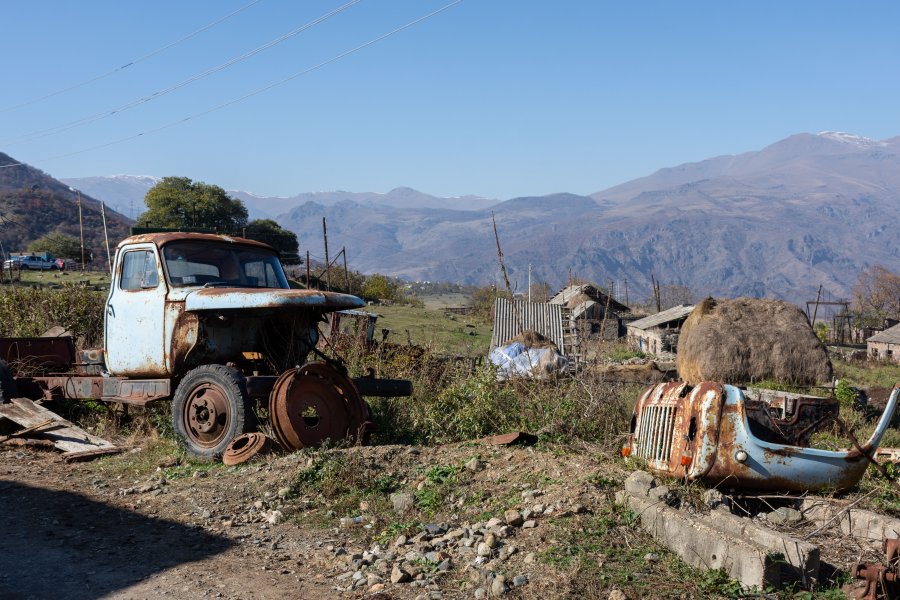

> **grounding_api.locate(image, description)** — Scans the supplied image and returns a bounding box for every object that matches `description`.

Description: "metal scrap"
[222,432,271,466]
[851,538,900,600]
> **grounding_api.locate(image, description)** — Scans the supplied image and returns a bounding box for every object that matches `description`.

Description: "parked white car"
[2,255,58,270]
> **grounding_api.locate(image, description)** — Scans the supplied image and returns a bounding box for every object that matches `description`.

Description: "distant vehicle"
[55,258,65,270]
[2,254,58,271]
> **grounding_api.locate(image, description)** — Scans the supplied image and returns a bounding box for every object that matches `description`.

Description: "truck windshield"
[162,242,289,289]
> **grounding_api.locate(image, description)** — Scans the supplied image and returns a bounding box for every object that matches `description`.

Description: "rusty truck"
[0,232,410,458]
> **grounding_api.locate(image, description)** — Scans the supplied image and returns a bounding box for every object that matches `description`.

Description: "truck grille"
[635,404,677,465]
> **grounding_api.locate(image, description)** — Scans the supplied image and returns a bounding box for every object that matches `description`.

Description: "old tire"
[0,360,16,404]
[172,364,255,459]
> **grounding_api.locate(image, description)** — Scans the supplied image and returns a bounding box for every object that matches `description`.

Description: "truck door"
[104,244,168,376]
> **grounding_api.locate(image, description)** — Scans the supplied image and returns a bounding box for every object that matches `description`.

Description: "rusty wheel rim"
[223,432,270,466]
[182,382,232,449]
[269,362,365,451]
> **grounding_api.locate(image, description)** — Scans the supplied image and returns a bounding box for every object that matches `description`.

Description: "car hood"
[184,288,365,313]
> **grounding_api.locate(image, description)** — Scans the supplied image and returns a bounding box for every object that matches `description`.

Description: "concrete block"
[706,509,819,586]
[799,498,900,543]
[621,493,781,590]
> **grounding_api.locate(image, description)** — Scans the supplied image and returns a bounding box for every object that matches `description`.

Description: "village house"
[867,323,900,363]
[548,283,631,340]
[626,304,695,356]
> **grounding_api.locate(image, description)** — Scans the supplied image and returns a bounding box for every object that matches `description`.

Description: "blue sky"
[2,1,899,200]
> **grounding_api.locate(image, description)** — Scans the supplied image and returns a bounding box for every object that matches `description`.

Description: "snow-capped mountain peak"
[817,131,886,147]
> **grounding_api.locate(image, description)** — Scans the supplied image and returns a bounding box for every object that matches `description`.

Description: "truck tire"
[172,364,255,459]
[0,360,16,404]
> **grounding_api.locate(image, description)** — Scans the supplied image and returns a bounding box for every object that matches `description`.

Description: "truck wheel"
[172,364,255,459]
[0,360,16,404]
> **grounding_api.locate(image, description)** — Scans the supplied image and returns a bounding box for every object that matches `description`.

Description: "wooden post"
[811,284,823,327]
[342,247,350,294]
[100,201,111,274]
[322,217,330,291]
[76,190,85,272]
[306,251,311,289]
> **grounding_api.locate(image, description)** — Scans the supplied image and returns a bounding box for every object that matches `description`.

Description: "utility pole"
[528,263,532,303]
[100,201,111,274]
[322,217,330,291]
[624,278,630,307]
[306,251,311,289]
[342,247,350,294]
[76,190,85,272]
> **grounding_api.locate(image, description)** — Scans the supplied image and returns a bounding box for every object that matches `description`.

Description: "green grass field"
[370,303,490,356]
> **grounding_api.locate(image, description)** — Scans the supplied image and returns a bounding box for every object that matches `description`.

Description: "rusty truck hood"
[184,288,365,313]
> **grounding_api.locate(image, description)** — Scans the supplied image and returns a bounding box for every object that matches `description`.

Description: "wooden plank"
[0,398,117,456]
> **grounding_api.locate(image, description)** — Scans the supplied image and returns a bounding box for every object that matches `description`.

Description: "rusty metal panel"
[490,298,565,351]
[0,337,76,372]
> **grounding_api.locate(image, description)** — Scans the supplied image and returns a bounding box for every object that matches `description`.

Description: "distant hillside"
[276,133,900,303]
[0,153,132,261]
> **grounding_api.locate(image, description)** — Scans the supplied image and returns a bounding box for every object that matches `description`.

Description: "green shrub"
[0,285,105,347]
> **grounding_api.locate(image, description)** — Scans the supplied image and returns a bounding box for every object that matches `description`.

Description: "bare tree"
[853,265,900,327]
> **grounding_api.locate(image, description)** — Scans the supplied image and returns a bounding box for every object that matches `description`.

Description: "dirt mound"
[677,297,832,386]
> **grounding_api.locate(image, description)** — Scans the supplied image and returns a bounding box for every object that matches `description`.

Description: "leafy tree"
[244,219,299,258]
[362,273,398,301]
[853,265,900,327]
[135,176,248,232]
[470,285,511,322]
[27,232,81,259]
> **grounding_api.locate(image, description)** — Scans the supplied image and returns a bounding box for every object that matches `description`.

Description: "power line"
[3,0,363,146]
[0,0,265,114]
[0,0,464,169]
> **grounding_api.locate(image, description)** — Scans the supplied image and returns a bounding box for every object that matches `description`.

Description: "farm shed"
[868,323,900,363]
[626,304,695,356]
[549,284,631,340]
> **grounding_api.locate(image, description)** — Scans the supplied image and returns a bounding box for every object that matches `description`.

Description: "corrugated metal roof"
[490,298,566,350]
[627,304,695,331]
[868,323,900,344]
[549,284,631,313]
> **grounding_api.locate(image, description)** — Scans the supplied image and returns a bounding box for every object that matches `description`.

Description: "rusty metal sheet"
[121,232,273,251]
[184,288,365,313]
[0,337,76,372]
[24,376,170,405]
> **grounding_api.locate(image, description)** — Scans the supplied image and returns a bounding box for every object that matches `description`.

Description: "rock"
[394,534,408,547]
[512,574,528,587]
[369,583,385,593]
[767,506,803,525]
[425,523,447,536]
[367,574,383,586]
[485,517,503,528]
[521,489,542,501]
[643,552,659,563]
[474,588,487,599]
[524,552,536,564]
[483,532,498,548]
[647,485,670,502]
[504,509,524,527]
[465,457,484,472]
[608,589,629,600]
[522,520,537,529]
[265,510,284,525]
[624,471,656,497]
[391,565,411,584]
[703,488,726,510]
[476,542,492,557]
[490,575,507,596]
[391,492,416,512]
[277,487,291,498]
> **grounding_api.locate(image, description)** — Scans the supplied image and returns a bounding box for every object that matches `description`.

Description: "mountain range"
[24,131,900,302]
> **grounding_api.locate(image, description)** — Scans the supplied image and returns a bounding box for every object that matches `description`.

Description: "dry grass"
[677,297,833,386]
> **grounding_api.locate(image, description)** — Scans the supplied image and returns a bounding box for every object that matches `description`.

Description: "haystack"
[502,329,558,350]
[676,297,832,386]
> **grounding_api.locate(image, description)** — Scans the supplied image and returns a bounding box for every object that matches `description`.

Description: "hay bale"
[676,297,832,386]
[502,329,558,350]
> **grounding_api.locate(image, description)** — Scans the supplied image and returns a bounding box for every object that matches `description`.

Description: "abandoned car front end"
[623,381,900,492]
